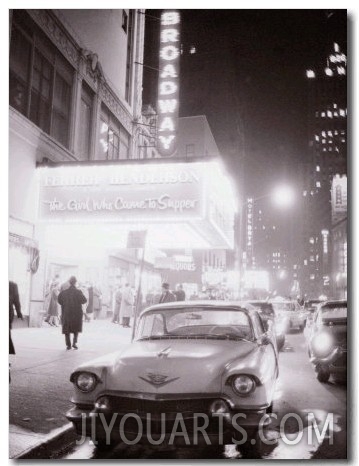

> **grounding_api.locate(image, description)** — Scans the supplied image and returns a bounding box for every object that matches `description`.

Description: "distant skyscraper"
[300,42,347,298]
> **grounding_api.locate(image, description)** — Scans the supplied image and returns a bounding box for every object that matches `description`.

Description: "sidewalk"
[9,319,132,458]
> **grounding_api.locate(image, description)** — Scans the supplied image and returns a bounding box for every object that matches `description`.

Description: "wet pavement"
[45,330,347,460]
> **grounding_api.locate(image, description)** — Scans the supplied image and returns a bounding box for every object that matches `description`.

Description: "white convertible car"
[66,301,279,451]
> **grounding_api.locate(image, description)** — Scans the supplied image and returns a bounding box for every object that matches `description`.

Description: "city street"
[8,8,348,463]
[21,329,346,460]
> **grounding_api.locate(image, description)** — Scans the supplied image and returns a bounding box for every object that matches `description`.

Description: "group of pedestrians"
[43,276,102,326]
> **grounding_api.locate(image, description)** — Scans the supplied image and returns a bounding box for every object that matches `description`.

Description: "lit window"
[306,70,316,78]
[309,237,315,244]
[304,260,308,266]
[328,131,333,137]
[310,255,315,262]
[321,130,326,137]
[323,148,327,152]
[316,165,320,172]
[315,135,319,141]
[325,67,333,76]
[333,103,337,109]
[327,110,333,118]
[321,112,326,117]
[334,112,338,117]
[189,45,197,54]
[310,274,315,280]
[316,181,321,188]
[339,109,346,117]
[329,147,332,152]
[322,139,326,144]
[337,66,346,75]
[334,130,338,135]
[334,42,340,52]
[341,138,346,143]
[303,190,307,197]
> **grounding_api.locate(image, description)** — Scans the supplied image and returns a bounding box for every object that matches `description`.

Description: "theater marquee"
[37,160,236,249]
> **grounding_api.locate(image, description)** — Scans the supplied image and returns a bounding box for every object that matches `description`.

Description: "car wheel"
[238,429,262,459]
[316,367,330,383]
[92,437,111,451]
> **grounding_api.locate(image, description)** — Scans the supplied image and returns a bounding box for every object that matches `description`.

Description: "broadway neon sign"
[157,10,180,157]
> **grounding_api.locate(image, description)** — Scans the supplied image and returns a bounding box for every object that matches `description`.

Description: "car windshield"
[248,302,274,317]
[321,304,347,319]
[272,302,298,312]
[135,307,254,341]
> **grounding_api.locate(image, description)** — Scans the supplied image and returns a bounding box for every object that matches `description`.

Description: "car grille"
[108,396,214,416]
[105,396,222,434]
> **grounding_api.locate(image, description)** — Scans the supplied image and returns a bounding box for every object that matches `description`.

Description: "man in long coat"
[58,276,87,350]
[9,281,23,355]
[120,283,134,328]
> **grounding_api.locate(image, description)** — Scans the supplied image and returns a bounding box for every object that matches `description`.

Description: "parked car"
[246,301,287,351]
[307,300,347,383]
[271,300,306,332]
[303,300,322,340]
[66,301,279,451]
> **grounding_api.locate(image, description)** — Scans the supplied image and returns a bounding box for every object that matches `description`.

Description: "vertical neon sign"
[157,10,180,157]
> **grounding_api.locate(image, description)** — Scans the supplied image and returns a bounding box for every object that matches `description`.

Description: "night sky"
[142,9,347,199]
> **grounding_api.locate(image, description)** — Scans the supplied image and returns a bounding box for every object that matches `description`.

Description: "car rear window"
[321,305,347,319]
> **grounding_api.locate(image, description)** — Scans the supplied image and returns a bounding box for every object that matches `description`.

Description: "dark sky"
[142,9,347,198]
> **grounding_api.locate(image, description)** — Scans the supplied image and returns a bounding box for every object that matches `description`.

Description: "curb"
[14,423,76,459]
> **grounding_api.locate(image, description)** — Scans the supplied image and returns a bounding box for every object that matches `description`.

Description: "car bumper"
[66,405,269,445]
[310,347,347,373]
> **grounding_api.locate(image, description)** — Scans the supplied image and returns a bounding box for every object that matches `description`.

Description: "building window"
[185,144,195,157]
[77,83,93,160]
[98,104,130,160]
[9,12,74,149]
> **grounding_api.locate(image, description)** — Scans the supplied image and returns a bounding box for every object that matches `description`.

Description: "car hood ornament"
[139,372,180,387]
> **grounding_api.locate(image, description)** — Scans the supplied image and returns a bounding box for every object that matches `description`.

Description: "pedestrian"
[120,283,135,327]
[85,282,95,321]
[93,286,102,320]
[57,276,87,350]
[9,281,23,355]
[174,284,186,301]
[112,285,122,323]
[159,282,176,303]
[46,282,60,326]
[79,283,90,322]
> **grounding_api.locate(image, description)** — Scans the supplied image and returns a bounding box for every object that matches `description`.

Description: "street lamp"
[272,185,295,208]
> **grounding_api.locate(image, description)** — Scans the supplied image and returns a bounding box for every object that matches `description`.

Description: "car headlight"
[75,372,97,393]
[312,332,333,357]
[232,375,256,396]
